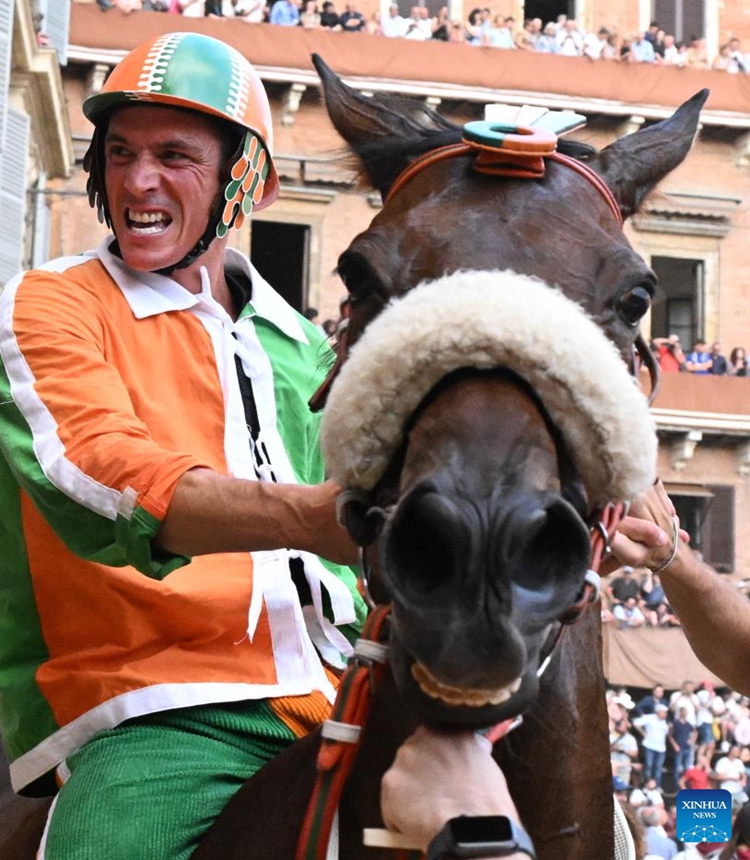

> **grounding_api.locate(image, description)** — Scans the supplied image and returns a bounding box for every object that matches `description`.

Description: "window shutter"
[653,0,704,42]
[683,0,705,42]
[704,485,735,573]
[653,0,677,39]
[0,0,14,155]
[37,0,70,65]
[0,109,30,285]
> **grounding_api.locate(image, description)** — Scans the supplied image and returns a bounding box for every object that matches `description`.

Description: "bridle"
[298,122,636,860]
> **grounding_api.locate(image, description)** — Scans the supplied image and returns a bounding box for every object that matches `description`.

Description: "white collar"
[95,237,309,345]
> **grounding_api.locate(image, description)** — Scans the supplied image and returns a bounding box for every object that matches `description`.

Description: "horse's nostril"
[381,489,467,595]
[507,497,590,596]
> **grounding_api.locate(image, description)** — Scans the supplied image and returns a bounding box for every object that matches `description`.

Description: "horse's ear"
[312,54,456,197]
[586,89,709,220]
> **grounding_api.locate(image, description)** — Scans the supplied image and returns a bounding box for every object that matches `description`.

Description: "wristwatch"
[426,815,537,859]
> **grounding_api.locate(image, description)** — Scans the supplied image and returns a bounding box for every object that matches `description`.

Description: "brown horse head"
[313,55,706,729]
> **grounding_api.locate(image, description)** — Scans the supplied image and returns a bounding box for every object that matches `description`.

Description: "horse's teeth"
[411,662,522,708]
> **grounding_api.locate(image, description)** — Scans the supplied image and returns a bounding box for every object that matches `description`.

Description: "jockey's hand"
[381,727,521,853]
[607,480,690,573]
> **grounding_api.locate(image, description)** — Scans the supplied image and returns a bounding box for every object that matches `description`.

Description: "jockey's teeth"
[411,662,522,708]
[127,209,169,233]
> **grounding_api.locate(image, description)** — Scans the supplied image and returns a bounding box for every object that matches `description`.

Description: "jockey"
[0,32,365,859]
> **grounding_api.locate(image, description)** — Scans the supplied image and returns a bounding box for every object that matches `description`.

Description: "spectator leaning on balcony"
[382,3,408,37]
[652,28,667,59]
[486,15,515,48]
[431,7,451,42]
[630,32,656,63]
[556,18,583,56]
[535,21,558,53]
[709,342,729,375]
[515,17,541,50]
[339,0,366,31]
[320,0,341,28]
[685,36,709,68]
[643,20,660,51]
[582,26,610,60]
[685,339,713,374]
[607,564,641,606]
[228,0,267,22]
[729,38,747,72]
[299,0,322,29]
[177,0,205,15]
[652,334,686,373]
[613,596,646,629]
[0,31,366,859]
[729,346,748,377]
[269,0,299,25]
[662,34,685,67]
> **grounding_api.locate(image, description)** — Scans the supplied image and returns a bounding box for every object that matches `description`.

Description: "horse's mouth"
[411,661,523,708]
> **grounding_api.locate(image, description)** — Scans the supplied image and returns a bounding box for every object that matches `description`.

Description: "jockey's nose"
[123,152,161,195]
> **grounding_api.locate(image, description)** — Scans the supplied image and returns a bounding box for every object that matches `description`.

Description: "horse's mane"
[347,91,598,194]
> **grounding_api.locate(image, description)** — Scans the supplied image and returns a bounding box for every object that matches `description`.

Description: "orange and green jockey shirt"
[0,238,366,795]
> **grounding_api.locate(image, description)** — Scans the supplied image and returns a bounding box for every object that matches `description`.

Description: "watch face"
[450,815,514,843]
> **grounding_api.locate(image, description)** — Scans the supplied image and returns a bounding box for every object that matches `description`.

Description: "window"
[653,0,704,43]
[650,256,703,347]
[250,221,310,312]
[702,485,735,573]
[669,483,735,573]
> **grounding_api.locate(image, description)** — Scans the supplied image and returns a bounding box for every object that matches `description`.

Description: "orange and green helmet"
[82,32,278,260]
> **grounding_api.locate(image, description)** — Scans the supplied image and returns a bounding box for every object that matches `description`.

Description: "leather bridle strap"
[559,502,626,625]
[296,606,413,860]
[384,142,623,228]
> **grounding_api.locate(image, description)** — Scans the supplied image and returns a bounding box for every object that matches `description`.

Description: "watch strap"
[426,815,537,859]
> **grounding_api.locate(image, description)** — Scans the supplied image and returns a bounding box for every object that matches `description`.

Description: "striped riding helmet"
[83,32,279,271]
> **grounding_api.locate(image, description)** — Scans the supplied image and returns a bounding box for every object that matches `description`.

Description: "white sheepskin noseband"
[321,270,656,509]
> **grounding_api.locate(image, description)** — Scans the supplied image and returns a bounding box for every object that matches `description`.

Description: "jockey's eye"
[617,285,652,326]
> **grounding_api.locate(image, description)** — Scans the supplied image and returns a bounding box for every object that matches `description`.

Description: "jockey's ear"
[586,89,708,220]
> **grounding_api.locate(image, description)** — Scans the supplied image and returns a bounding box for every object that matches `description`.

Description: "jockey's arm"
[154,467,358,566]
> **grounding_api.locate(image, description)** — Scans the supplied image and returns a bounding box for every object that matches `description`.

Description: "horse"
[189,63,707,859]
[0,57,707,860]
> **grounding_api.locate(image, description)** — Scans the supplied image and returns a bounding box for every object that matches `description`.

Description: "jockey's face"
[104,105,224,274]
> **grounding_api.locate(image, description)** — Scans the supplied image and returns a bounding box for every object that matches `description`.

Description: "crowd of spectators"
[608,681,750,857]
[603,565,681,629]
[96,1,750,73]
[652,336,750,378]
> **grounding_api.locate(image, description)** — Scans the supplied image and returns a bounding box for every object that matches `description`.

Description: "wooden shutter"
[682,0,704,43]
[0,0,14,157]
[703,485,735,573]
[653,0,704,43]
[36,0,70,65]
[0,109,30,284]
[653,0,677,37]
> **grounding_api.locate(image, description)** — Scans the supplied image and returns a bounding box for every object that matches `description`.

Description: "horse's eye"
[337,254,376,307]
[617,285,652,325]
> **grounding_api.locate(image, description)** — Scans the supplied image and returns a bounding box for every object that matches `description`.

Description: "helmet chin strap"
[152,202,222,277]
